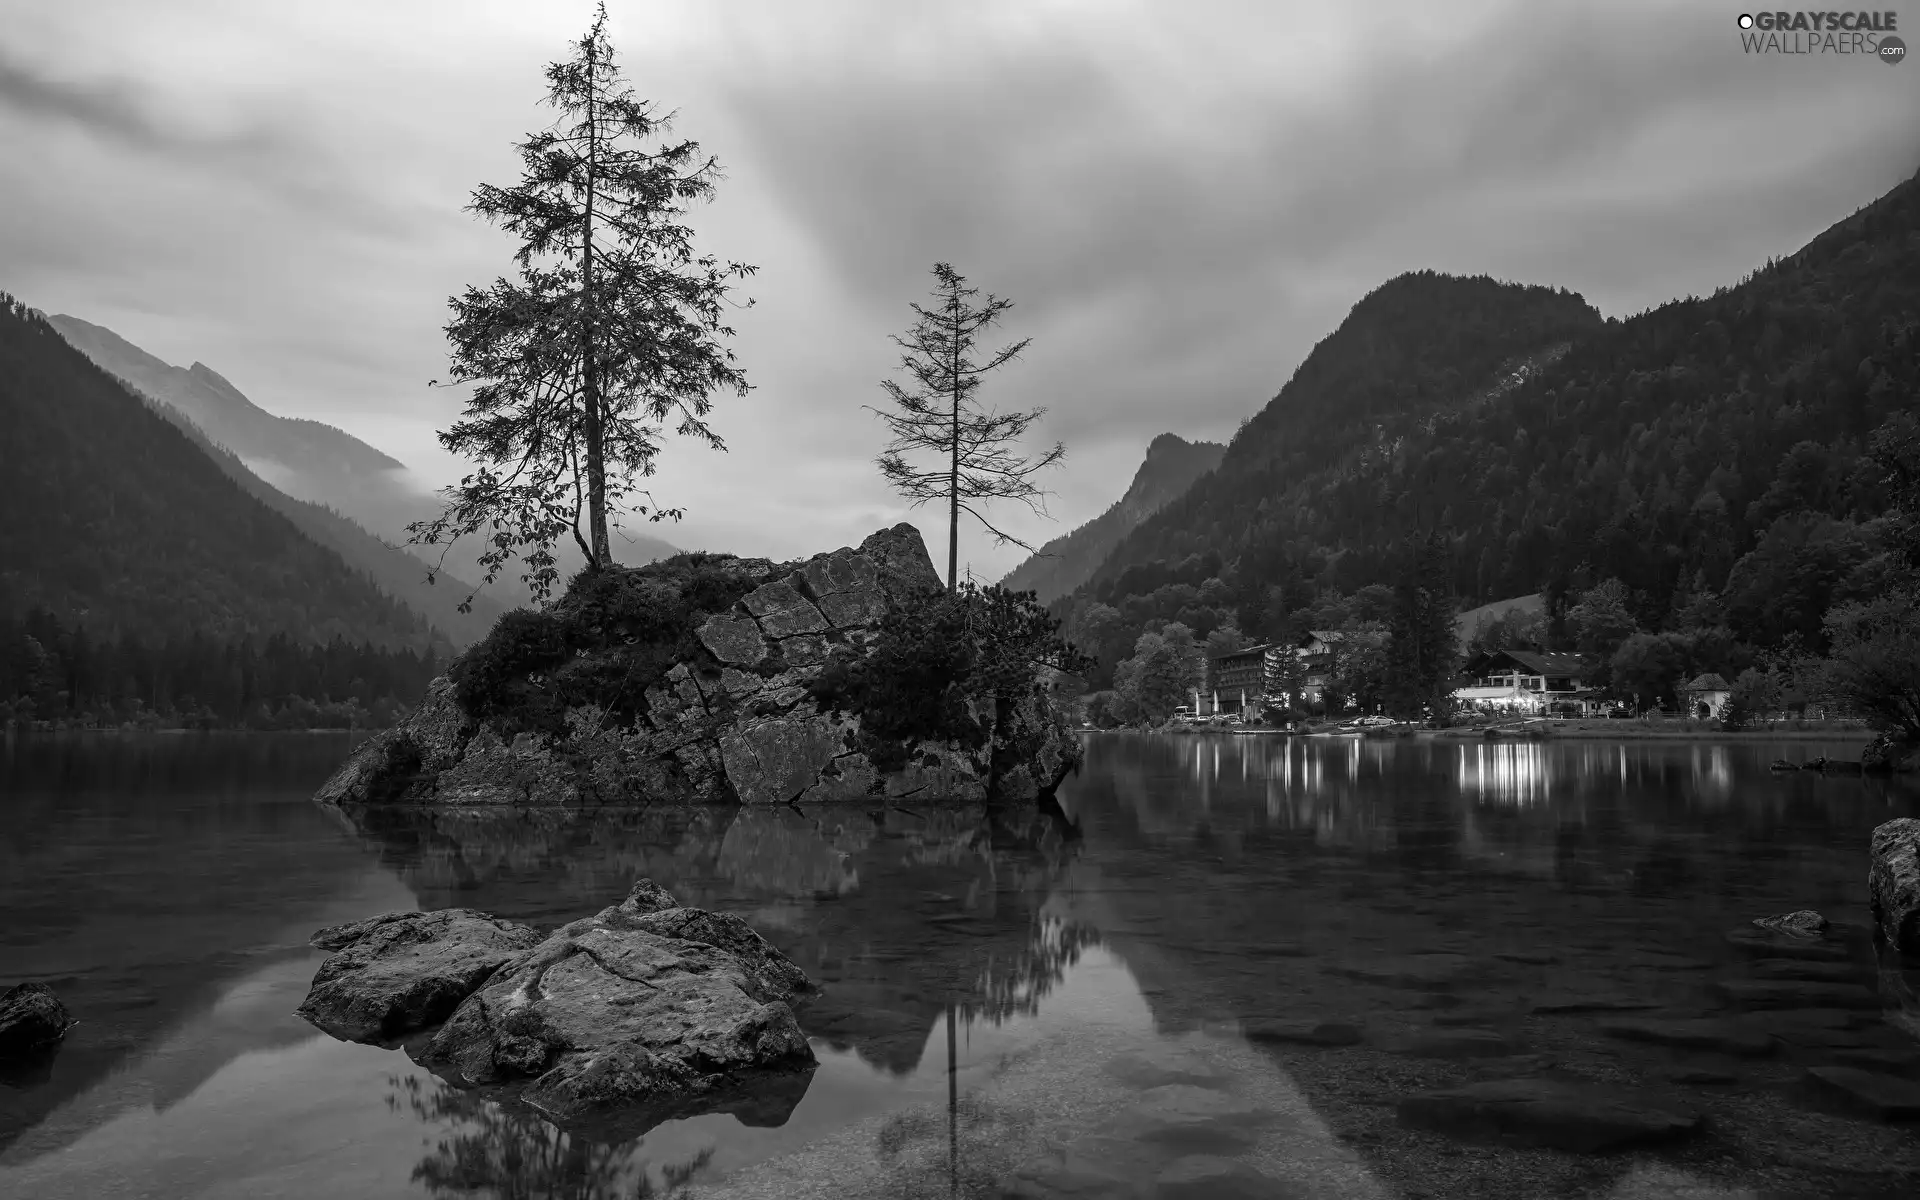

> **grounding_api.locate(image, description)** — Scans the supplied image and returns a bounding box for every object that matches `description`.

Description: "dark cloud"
[0,45,430,238]
[0,48,285,160]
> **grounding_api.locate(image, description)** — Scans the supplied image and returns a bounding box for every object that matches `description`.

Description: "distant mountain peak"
[50,313,406,476]
[997,432,1225,603]
[186,361,242,393]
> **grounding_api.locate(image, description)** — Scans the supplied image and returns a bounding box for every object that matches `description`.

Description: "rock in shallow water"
[298,879,818,1137]
[1870,818,1920,955]
[0,982,77,1061]
[1724,928,1850,962]
[1396,1077,1702,1153]
[1103,1046,1232,1090]
[410,879,817,1133]
[297,909,545,1043]
[1754,910,1829,939]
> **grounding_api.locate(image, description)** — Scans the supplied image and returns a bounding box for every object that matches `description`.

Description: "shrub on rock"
[315,526,1087,807]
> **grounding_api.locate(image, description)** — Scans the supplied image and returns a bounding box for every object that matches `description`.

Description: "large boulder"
[316,525,1082,808]
[1870,818,1920,955]
[0,982,77,1062]
[410,879,817,1134]
[296,909,545,1043]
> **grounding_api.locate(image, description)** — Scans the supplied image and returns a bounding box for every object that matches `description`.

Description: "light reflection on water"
[3,731,1919,1199]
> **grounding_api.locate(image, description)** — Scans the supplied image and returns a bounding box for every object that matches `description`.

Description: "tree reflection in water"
[386,1074,714,1200]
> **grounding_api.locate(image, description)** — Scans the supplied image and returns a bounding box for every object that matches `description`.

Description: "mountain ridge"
[0,295,447,653]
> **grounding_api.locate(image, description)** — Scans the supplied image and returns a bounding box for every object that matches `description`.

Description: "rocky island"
[314,525,1083,809]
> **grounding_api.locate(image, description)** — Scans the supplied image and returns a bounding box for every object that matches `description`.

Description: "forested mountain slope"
[999,433,1224,603]
[0,296,445,654]
[1059,166,1920,677]
[124,387,502,647]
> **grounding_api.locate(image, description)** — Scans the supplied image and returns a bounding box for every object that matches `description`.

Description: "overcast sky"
[2,0,1916,581]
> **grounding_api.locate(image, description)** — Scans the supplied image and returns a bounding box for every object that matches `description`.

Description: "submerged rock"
[410,879,817,1134]
[0,982,77,1061]
[1725,927,1850,962]
[297,909,545,1043]
[1396,1077,1702,1153]
[1753,910,1829,939]
[1103,1046,1233,1090]
[315,525,1082,808]
[1870,818,1920,955]
[1093,1085,1278,1155]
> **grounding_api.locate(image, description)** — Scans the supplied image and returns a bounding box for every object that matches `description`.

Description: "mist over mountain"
[48,315,680,609]
[0,296,444,653]
[50,315,409,510]
[999,433,1224,603]
[1057,164,1920,683]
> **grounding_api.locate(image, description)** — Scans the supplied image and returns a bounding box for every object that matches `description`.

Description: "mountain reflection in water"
[4,731,1920,1199]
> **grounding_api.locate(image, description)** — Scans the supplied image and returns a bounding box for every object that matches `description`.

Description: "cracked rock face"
[407,880,817,1134]
[295,909,545,1043]
[0,982,78,1062]
[315,523,1083,808]
[1870,818,1920,954]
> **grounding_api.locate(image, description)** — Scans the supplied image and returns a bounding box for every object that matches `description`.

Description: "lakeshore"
[1093,720,1880,745]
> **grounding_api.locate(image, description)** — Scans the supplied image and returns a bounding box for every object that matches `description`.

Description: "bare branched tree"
[872,263,1065,592]
[410,2,756,609]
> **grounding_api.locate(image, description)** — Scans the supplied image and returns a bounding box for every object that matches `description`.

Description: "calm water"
[3,731,1919,1199]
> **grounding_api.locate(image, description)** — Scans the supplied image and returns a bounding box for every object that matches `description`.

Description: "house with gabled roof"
[1679,673,1733,720]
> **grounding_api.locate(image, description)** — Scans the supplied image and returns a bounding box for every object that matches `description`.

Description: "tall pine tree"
[412,3,757,606]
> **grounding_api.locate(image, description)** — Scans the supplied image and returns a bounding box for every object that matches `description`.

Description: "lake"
[3,731,1919,1199]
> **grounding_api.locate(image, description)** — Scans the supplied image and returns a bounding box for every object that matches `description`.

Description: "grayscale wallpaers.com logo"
[1736,11,1905,59]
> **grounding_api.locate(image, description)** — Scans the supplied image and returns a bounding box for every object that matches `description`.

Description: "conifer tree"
[411,3,756,607]
[873,263,1065,592]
